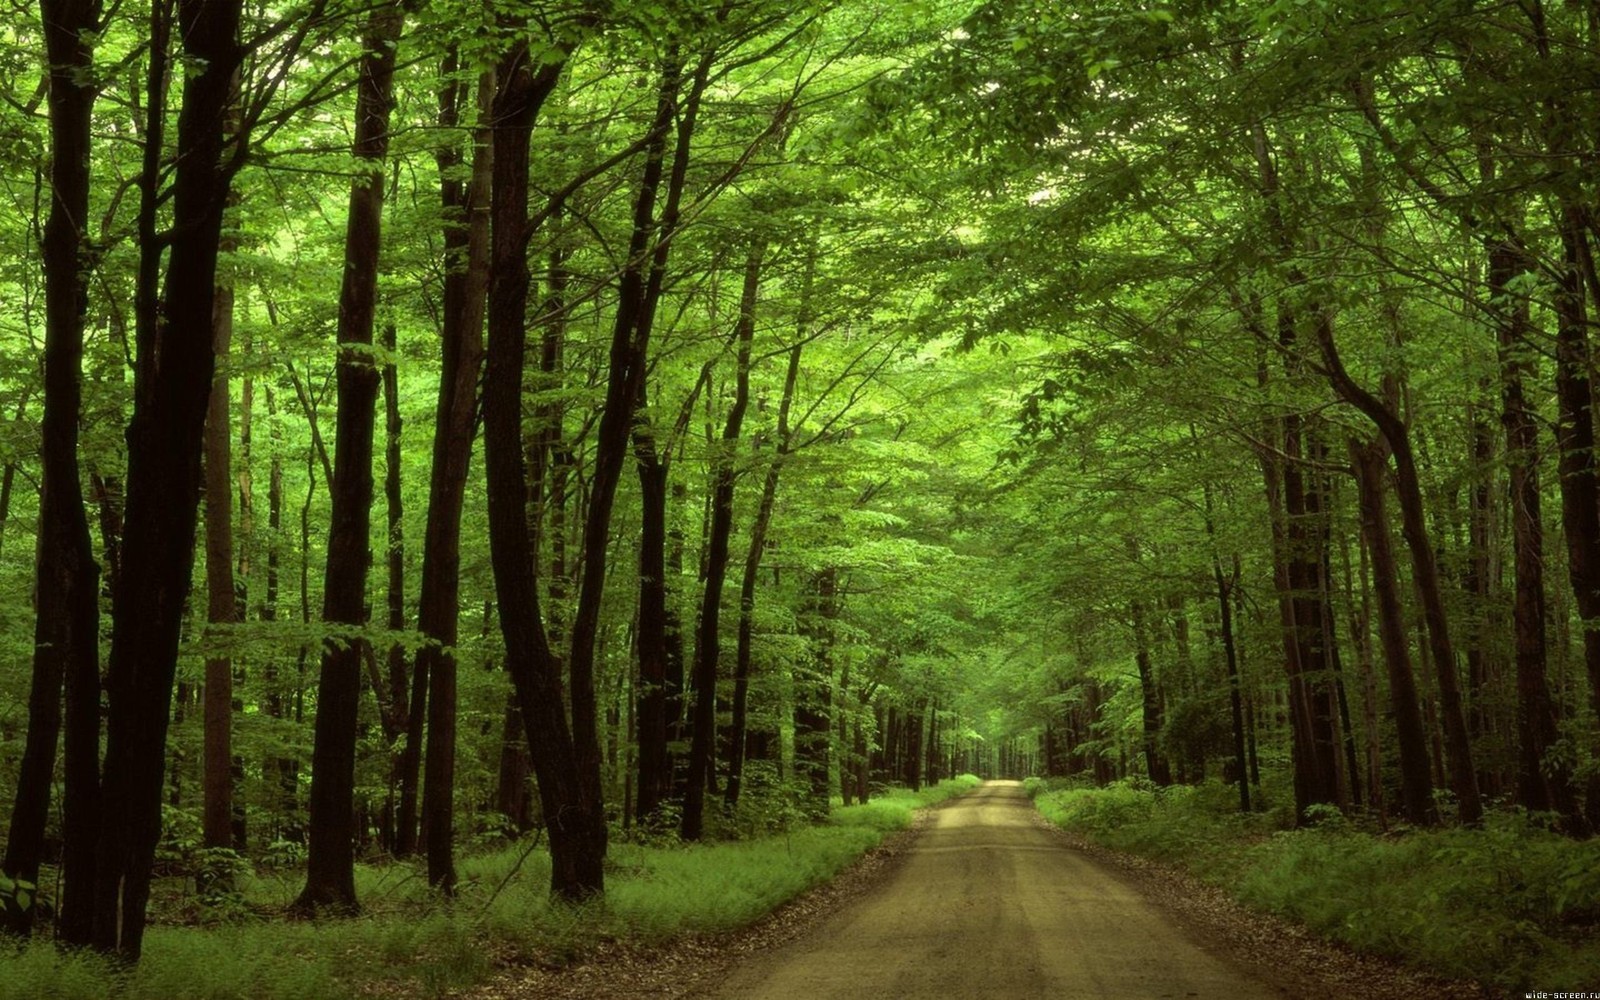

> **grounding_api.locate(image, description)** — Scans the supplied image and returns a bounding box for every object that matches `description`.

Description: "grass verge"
[1027,778,1600,992]
[1,775,981,1000]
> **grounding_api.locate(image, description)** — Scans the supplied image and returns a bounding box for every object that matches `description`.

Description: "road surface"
[700,781,1283,1000]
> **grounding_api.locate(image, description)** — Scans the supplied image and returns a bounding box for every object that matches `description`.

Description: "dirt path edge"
[460,803,953,1000]
[1024,807,1507,1000]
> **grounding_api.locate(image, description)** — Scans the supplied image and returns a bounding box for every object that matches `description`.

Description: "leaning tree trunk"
[92,0,244,956]
[1349,438,1437,826]
[482,32,604,902]
[296,3,405,913]
[1314,316,1483,825]
[3,0,103,940]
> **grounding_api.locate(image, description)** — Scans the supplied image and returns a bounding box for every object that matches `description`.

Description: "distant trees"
[904,0,1600,830]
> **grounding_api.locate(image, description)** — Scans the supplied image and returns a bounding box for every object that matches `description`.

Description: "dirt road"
[698,781,1284,1000]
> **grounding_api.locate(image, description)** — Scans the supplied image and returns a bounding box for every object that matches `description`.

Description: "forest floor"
[477,781,1506,1000]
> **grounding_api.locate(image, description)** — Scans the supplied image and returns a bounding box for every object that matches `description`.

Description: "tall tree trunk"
[203,228,239,855]
[634,409,673,821]
[1201,479,1251,812]
[1130,595,1170,787]
[684,247,763,835]
[1492,243,1588,833]
[417,59,492,891]
[1549,211,1600,831]
[1350,438,1438,826]
[93,0,245,955]
[483,32,604,902]
[726,249,811,810]
[3,0,102,940]
[794,568,836,816]
[296,3,405,913]
[377,317,407,853]
[260,385,300,837]
[1463,400,1498,757]
[1283,425,1344,811]
[904,702,924,792]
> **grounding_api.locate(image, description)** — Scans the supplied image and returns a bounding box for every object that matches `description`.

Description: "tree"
[296,1,405,913]
[92,0,247,955]
[3,0,103,940]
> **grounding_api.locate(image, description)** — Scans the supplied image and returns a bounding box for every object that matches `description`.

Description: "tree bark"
[726,249,811,810]
[1313,318,1483,824]
[1350,438,1437,826]
[793,568,836,815]
[93,0,244,955]
[296,3,405,913]
[1492,243,1588,833]
[202,234,239,855]
[684,246,763,835]
[1549,210,1600,831]
[483,32,604,902]
[3,0,103,940]
[417,59,492,891]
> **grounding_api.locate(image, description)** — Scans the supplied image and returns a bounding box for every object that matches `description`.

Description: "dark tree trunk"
[634,421,672,822]
[1246,325,1335,823]
[483,34,606,902]
[494,694,535,832]
[904,703,923,792]
[1282,425,1344,812]
[1343,530,1386,823]
[262,387,299,839]
[1463,403,1498,756]
[4,0,102,939]
[1549,212,1600,831]
[1201,479,1251,813]
[1130,596,1170,787]
[417,58,493,893]
[296,3,404,913]
[726,260,810,811]
[377,317,407,852]
[1126,537,1171,787]
[794,568,836,815]
[93,0,244,955]
[203,241,238,854]
[1350,439,1438,826]
[1492,243,1588,833]
[683,246,762,836]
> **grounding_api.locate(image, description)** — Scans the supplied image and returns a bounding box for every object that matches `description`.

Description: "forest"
[3,0,1600,995]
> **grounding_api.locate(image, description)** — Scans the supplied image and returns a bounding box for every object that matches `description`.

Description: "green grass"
[0,775,982,1000]
[1031,779,1600,992]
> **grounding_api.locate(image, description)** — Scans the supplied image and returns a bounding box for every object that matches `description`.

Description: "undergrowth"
[1030,779,1600,992]
[0,775,981,1000]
